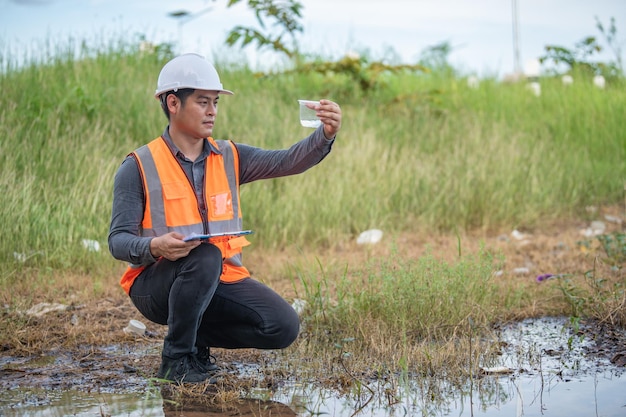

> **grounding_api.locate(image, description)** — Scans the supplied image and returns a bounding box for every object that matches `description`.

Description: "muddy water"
[1,317,624,417]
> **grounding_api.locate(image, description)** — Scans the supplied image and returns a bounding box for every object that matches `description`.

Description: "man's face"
[172,89,220,139]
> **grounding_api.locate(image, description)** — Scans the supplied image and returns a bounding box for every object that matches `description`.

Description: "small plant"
[294,53,427,92]
[596,232,626,265]
[557,275,586,318]
[566,315,582,350]
[224,0,304,58]
[595,16,624,75]
[540,16,623,79]
[557,257,626,328]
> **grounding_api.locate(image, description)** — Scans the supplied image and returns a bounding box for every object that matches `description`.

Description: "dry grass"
[0,206,623,399]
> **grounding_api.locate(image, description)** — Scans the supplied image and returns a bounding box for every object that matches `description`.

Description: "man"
[108,53,342,383]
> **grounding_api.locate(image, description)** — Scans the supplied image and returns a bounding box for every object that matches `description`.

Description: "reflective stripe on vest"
[119,136,250,295]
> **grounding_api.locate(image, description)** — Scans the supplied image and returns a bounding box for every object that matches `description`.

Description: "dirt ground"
[1,205,624,396]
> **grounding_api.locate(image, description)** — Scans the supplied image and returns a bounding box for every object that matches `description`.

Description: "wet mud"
[1,207,624,415]
[1,317,624,397]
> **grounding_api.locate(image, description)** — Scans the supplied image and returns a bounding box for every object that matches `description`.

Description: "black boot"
[156,354,212,383]
[195,346,219,373]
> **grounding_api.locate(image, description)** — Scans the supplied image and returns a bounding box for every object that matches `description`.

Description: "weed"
[597,231,626,265]
[564,231,626,326]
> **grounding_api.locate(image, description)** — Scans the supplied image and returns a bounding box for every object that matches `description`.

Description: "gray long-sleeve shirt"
[108,125,334,267]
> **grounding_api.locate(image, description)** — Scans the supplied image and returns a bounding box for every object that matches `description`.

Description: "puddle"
[0,390,163,417]
[1,317,625,416]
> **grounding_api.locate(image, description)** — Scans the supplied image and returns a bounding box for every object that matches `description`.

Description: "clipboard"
[183,230,254,242]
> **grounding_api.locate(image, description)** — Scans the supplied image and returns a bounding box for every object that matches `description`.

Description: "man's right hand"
[149,232,201,261]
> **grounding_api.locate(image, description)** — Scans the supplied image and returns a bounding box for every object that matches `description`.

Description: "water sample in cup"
[298,100,321,128]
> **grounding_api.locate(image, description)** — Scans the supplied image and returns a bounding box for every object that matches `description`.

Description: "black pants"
[129,243,300,359]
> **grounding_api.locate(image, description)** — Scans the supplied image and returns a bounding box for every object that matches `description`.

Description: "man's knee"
[185,243,222,273]
[191,243,222,262]
[271,306,300,349]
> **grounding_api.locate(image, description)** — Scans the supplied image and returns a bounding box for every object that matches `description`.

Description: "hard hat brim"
[154,88,234,99]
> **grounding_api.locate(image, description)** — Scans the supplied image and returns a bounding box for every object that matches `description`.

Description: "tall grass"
[288,247,512,382]
[0,37,624,280]
[0,37,624,400]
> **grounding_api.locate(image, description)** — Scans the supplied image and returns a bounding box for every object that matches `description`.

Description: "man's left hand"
[317,99,342,139]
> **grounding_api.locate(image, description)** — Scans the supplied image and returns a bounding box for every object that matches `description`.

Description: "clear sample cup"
[298,100,321,128]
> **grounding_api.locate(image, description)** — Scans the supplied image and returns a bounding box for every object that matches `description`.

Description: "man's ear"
[166,94,180,114]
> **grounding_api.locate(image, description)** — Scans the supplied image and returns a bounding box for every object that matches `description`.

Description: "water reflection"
[0,390,297,417]
[271,368,625,416]
[0,390,163,417]
[269,317,626,416]
[1,317,624,416]
[1,370,624,416]
[162,398,296,417]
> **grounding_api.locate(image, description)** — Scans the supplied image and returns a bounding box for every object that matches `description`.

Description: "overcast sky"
[1,0,624,76]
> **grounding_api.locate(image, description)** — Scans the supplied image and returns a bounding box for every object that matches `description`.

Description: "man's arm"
[108,156,157,266]
[236,124,335,184]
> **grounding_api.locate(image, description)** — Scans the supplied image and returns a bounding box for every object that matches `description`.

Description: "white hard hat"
[154,53,233,98]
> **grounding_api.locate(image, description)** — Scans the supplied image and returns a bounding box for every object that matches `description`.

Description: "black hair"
[159,88,195,120]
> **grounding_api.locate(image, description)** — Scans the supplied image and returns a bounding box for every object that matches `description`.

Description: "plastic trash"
[604,215,622,225]
[536,273,568,283]
[480,366,513,375]
[511,229,529,241]
[13,251,44,262]
[26,302,68,317]
[590,221,606,233]
[593,75,606,89]
[580,220,606,237]
[467,75,479,89]
[527,81,541,96]
[123,319,146,337]
[356,229,383,245]
[536,273,555,282]
[82,239,101,252]
[291,299,307,316]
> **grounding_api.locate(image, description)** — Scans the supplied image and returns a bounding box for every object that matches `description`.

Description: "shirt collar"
[161,127,222,160]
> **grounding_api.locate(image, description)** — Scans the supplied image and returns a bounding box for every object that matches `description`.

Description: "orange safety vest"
[119,136,251,294]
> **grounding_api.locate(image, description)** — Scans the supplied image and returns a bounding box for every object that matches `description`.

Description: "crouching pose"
[108,53,342,383]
